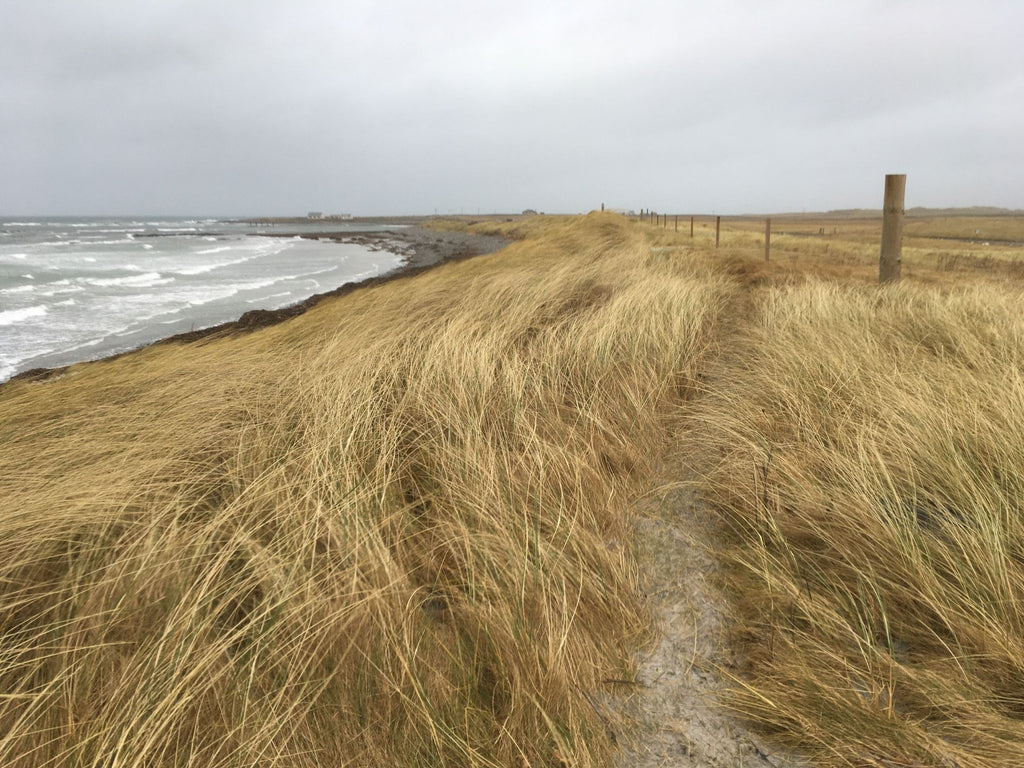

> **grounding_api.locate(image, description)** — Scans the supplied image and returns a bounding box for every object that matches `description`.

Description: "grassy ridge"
[7,210,1024,766]
[701,279,1024,765]
[0,215,728,766]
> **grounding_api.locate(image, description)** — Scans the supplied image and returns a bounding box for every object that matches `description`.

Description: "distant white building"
[328,213,354,220]
[307,212,325,219]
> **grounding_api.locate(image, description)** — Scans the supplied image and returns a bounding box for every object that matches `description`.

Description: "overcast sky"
[2,0,1021,216]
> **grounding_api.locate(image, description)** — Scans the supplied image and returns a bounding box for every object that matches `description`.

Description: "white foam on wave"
[38,283,84,298]
[1,284,37,295]
[237,277,292,292]
[176,254,255,276]
[60,333,129,356]
[142,244,154,250]
[0,305,48,326]
[180,276,284,309]
[247,291,294,304]
[87,238,136,246]
[195,245,233,255]
[88,272,170,288]
[10,253,27,260]
[83,257,97,262]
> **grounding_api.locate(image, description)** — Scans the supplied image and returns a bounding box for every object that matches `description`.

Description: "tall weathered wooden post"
[880,174,906,283]
[715,216,721,248]
[765,218,771,262]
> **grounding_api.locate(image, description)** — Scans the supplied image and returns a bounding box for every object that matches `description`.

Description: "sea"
[0,217,407,382]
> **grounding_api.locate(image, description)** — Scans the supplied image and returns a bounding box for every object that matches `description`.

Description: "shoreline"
[5,225,509,387]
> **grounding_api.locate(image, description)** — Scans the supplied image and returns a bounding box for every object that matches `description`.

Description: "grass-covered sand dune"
[0,214,729,767]
[702,282,1024,765]
[4,211,1024,766]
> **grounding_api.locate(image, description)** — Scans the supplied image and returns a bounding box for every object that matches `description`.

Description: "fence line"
[627,174,905,274]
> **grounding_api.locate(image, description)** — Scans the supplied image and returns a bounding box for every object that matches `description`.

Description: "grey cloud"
[1,0,1022,215]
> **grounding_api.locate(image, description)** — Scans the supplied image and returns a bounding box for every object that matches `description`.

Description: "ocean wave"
[38,283,85,298]
[237,277,292,292]
[0,305,48,326]
[1,284,38,295]
[180,277,283,308]
[246,291,294,304]
[176,255,255,275]
[88,272,170,288]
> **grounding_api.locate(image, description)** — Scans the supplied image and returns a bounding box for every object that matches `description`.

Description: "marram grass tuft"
[0,214,727,767]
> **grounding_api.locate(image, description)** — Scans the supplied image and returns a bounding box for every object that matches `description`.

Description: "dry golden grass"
[7,209,1024,766]
[632,210,1024,765]
[0,214,729,767]
[698,279,1024,765]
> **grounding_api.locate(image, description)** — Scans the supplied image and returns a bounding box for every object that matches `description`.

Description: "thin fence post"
[675,215,678,232]
[690,216,694,237]
[880,174,906,283]
[765,217,771,261]
[715,216,721,248]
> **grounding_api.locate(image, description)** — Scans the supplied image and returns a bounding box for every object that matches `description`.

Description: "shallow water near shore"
[0,217,406,380]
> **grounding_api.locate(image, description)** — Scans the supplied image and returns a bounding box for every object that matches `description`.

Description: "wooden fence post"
[675,215,678,232]
[880,174,906,283]
[715,216,721,248]
[690,216,694,237]
[765,217,771,262]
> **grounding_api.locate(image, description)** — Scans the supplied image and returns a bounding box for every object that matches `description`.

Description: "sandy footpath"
[612,469,809,768]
